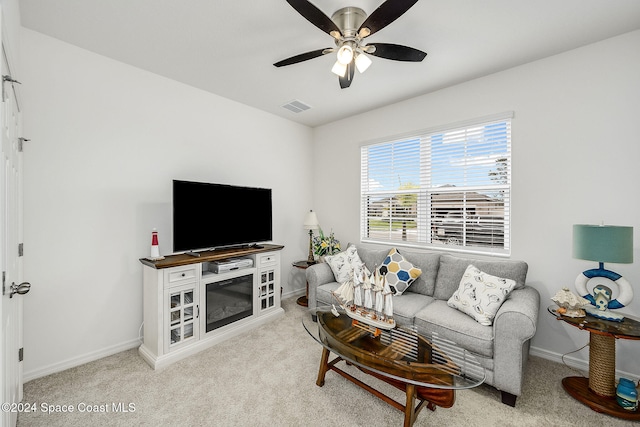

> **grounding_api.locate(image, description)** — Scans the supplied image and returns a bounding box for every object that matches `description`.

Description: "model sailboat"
[332,266,395,330]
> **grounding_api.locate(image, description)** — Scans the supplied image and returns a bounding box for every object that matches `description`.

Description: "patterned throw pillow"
[447,264,516,326]
[325,245,366,283]
[379,248,422,295]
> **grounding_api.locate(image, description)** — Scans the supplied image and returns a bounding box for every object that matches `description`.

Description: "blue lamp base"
[574,263,633,322]
[584,305,625,322]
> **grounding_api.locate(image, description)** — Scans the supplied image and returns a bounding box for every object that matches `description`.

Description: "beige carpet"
[19,298,638,427]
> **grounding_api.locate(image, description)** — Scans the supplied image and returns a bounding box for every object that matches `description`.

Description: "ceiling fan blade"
[274,48,332,67]
[367,43,427,62]
[358,0,419,37]
[339,61,355,89]
[286,0,342,38]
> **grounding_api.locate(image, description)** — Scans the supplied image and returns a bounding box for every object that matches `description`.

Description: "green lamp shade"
[573,224,633,264]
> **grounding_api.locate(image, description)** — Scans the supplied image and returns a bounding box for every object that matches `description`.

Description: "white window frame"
[360,112,513,257]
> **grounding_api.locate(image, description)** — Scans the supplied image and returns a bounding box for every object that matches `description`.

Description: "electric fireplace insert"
[206,273,253,332]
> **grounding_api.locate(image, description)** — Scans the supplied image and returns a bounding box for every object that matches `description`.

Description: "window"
[360,113,512,255]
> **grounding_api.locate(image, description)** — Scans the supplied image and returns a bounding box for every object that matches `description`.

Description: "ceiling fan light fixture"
[336,44,354,65]
[276,0,427,89]
[331,60,347,77]
[355,53,372,73]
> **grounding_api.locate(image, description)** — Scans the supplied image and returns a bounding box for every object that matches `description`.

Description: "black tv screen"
[173,180,272,252]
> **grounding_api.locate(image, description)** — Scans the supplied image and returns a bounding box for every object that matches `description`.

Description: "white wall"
[17,21,640,381]
[20,29,314,379]
[1,0,20,57]
[312,30,640,377]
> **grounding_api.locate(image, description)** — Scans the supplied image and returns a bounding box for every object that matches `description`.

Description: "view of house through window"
[360,113,512,255]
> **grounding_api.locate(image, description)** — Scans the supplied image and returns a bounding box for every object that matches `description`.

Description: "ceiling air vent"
[281,100,311,113]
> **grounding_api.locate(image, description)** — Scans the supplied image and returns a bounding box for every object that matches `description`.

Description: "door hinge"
[18,138,30,152]
[18,243,23,257]
[2,75,20,101]
[2,75,21,85]
[18,348,23,362]
[2,271,5,295]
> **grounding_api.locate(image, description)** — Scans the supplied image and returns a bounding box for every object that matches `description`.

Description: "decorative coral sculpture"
[552,287,589,317]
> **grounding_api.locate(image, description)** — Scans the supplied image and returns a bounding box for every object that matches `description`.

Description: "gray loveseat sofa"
[306,244,540,406]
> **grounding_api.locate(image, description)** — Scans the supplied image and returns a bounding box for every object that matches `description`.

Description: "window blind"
[361,114,512,255]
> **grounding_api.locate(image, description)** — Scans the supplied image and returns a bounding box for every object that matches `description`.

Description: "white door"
[0,29,26,427]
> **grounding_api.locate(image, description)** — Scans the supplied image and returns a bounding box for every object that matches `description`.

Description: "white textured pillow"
[447,264,516,326]
[325,245,366,283]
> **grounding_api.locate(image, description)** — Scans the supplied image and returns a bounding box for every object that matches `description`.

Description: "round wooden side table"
[293,260,315,307]
[549,305,640,420]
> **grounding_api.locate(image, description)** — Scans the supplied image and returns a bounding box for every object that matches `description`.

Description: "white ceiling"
[19,0,640,127]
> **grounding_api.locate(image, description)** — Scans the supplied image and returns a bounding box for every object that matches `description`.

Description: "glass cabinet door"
[258,268,277,312]
[166,284,198,351]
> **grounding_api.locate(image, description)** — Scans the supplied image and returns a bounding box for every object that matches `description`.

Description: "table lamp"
[573,224,634,321]
[303,210,319,264]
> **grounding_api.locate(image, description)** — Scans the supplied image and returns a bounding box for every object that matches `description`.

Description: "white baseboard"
[529,345,588,372]
[25,321,634,384]
[23,338,142,383]
[24,300,296,382]
[282,288,305,300]
[530,345,638,381]
[139,308,284,370]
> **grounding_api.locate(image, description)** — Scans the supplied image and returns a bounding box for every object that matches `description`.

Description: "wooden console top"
[139,244,284,269]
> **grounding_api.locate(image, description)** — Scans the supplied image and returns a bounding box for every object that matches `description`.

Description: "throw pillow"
[325,244,366,283]
[447,264,516,326]
[379,248,422,295]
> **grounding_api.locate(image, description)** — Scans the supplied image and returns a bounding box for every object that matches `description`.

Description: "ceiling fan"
[274,0,427,89]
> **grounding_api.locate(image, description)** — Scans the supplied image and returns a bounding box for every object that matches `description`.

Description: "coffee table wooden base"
[562,377,640,421]
[315,348,450,427]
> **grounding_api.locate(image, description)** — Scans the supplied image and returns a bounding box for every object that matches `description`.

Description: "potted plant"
[312,229,341,261]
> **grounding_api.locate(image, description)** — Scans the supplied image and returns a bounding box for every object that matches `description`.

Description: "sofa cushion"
[391,291,435,327]
[325,245,366,283]
[315,282,342,307]
[355,245,440,297]
[379,248,422,295]
[433,254,528,301]
[355,246,390,272]
[447,265,516,326]
[396,250,440,296]
[414,300,494,358]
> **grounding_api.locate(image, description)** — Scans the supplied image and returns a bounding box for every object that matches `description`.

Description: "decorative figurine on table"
[575,273,631,321]
[593,284,614,311]
[331,266,395,331]
[551,287,588,317]
[149,228,165,261]
[616,378,638,411]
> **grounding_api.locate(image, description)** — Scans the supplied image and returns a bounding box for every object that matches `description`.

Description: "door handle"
[9,282,30,298]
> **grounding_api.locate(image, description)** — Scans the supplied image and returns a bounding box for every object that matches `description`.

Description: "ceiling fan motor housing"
[331,7,366,38]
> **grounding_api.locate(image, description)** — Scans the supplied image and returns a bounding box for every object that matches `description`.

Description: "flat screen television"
[173,180,272,252]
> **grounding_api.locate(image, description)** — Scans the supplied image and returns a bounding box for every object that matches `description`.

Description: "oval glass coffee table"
[303,306,485,427]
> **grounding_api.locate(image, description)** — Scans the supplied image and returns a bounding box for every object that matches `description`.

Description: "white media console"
[139,244,284,369]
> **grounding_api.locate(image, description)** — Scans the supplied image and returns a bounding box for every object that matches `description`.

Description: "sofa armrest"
[492,286,540,397]
[306,263,335,309]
